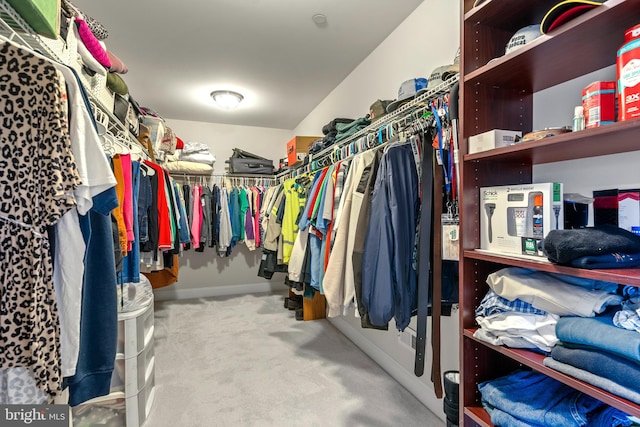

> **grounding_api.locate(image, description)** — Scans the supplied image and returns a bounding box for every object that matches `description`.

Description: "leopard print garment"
[0,42,80,400]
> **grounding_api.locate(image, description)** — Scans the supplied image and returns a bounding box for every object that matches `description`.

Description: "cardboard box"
[468,129,522,154]
[582,81,616,128]
[286,136,320,166]
[480,183,564,257]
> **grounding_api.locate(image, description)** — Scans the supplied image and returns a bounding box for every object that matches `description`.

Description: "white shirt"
[53,64,116,378]
[475,311,559,353]
[487,267,623,317]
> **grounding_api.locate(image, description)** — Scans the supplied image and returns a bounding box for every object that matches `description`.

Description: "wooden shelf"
[460,2,640,424]
[463,331,640,418]
[464,406,492,427]
[464,0,636,92]
[463,118,640,165]
[464,0,557,29]
[464,250,640,286]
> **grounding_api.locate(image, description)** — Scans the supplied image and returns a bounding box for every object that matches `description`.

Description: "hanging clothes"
[323,154,367,317]
[353,149,386,329]
[190,185,203,249]
[217,187,233,255]
[111,155,128,258]
[121,161,142,284]
[0,43,81,402]
[174,181,192,246]
[362,143,419,331]
[51,60,118,384]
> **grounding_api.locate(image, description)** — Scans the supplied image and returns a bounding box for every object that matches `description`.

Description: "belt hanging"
[414,129,434,379]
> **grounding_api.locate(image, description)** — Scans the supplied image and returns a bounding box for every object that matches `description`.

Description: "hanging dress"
[0,42,81,400]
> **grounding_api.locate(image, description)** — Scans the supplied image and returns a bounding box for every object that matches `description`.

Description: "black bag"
[226,148,274,175]
[113,94,141,137]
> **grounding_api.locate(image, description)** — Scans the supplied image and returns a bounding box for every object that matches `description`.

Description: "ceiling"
[72,0,424,130]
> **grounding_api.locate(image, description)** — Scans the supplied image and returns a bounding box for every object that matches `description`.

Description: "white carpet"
[146,292,444,427]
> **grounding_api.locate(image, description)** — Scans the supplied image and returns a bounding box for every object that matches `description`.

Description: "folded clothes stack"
[473,267,622,353]
[542,224,640,269]
[164,141,216,174]
[310,118,355,154]
[335,117,371,143]
[479,369,635,426]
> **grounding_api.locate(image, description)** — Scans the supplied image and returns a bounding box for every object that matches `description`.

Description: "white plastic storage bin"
[111,339,155,397]
[125,373,156,427]
[72,378,155,427]
[140,116,165,157]
[117,303,154,359]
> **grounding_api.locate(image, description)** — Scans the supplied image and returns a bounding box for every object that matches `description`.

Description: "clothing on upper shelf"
[542,224,640,266]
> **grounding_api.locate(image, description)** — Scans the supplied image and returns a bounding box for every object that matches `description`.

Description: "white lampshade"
[210,90,244,109]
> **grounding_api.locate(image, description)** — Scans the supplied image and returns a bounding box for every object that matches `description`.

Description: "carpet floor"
[145,292,444,427]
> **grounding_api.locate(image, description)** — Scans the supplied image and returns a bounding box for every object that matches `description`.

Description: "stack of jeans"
[479,370,636,426]
[543,309,640,405]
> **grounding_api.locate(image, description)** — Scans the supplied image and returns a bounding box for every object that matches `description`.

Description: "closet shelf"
[464,406,492,426]
[463,119,640,165]
[461,0,640,424]
[463,329,640,419]
[464,0,633,92]
[463,0,558,27]
[0,0,147,158]
[290,74,459,175]
[464,250,640,286]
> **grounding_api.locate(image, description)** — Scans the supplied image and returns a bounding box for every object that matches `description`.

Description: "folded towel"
[107,50,128,74]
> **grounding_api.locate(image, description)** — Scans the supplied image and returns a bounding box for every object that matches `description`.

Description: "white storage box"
[117,302,154,359]
[72,378,155,427]
[140,116,166,157]
[480,182,564,257]
[111,338,155,397]
[468,129,522,154]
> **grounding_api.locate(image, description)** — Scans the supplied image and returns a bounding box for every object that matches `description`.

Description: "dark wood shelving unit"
[464,119,640,165]
[464,250,640,287]
[459,0,640,426]
[463,329,640,419]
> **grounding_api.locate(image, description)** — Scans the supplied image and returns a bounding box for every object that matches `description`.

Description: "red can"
[618,24,640,121]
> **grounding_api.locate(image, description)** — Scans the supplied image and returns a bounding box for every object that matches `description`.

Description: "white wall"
[293,0,460,137]
[293,0,461,419]
[154,119,292,300]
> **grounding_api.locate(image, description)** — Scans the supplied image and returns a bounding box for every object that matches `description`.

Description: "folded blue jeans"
[552,343,640,393]
[556,310,640,362]
[479,370,609,426]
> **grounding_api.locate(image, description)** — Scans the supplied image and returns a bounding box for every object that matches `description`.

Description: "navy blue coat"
[362,143,419,331]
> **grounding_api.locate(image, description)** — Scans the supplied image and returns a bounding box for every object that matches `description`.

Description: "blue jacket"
[362,143,418,331]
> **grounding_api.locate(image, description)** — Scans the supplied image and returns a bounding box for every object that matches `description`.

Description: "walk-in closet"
[2,1,640,426]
